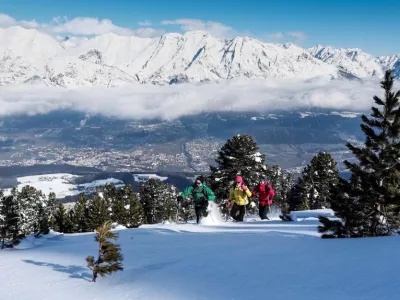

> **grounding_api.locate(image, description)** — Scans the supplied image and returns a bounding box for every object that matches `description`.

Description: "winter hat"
[260,175,268,182]
[196,176,205,184]
[235,176,243,183]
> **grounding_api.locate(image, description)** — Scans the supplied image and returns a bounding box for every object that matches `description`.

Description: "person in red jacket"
[252,175,275,220]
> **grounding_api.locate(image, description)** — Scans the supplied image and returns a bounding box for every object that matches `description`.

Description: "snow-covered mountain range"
[0,26,399,87]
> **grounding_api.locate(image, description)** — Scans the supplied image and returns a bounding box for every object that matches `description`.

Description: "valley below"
[0,110,361,191]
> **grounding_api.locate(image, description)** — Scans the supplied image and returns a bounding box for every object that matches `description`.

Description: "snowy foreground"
[1,209,399,300]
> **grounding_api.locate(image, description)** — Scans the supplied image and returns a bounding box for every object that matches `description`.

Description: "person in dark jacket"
[252,175,275,220]
[178,176,216,224]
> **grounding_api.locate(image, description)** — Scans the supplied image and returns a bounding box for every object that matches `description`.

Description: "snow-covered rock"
[377,54,400,79]
[309,45,384,78]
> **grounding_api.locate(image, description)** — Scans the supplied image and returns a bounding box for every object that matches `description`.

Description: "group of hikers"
[177,175,275,224]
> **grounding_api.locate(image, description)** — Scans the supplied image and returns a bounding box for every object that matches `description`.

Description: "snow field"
[2,173,126,198]
[1,214,399,300]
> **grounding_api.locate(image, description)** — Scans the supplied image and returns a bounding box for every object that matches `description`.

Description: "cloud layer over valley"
[0,77,391,120]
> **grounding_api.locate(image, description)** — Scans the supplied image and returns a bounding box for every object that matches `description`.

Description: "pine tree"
[86,220,123,282]
[111,189,128,226]
[0,194,18,248]
[124,185,144,228]
[53,203,75,233]
[281,173,295,210]
[287,180,302,212]
[73,194,89,232]
[177,196,195,222]
[263,165,294,209]
[102,184,118,210]
[209,134,267,215]
[296,152,339,210]
[88,193,110,231]
[37,192,58,235]
[163,184,179,222]
[9,188,21,241]
[140,179,178,224]
[319,70,400,238]
[17,186,46,237]
[47,192,58,215]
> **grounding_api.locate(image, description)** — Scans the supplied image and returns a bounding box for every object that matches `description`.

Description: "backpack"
[192,184,208,201]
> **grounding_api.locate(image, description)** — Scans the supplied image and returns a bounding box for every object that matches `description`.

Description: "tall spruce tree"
[264,165,295,209]
[123,185,144,228]
[88,193,110,231]
[17,186,47,236]
[287,180,302,212]
[319,70,400,238]
[140,179,178,224]
[9,188,21,241]
[177,196,195,222]
[281,173,295,211]
[102,184,118,210]
[53,203,75,233]
[296,152,339,210]
[73,194,89,232]
[209,134,267,215]
[0,194,18,248]
[37,192,58,235]
[111,188,128,225]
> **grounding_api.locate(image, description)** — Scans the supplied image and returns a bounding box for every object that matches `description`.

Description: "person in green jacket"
[177,176,216,224]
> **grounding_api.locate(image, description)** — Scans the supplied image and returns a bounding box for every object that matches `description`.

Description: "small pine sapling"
[86,220,123,282]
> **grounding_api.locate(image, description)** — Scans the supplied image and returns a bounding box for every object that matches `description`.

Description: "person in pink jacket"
[252,175,275,220]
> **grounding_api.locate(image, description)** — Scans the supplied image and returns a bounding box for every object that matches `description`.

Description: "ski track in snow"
[1,214,399,300]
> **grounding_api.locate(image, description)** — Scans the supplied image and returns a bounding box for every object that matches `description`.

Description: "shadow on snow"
[22,259,92,281]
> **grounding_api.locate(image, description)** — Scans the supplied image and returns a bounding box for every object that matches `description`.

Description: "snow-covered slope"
[0,26,399,87]
[3,173,124,198]
[309,45,384,78]
[377,54,400,78]
[1,216,399,300]
[0,26,61,67]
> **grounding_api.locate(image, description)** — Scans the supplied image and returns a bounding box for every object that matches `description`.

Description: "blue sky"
[0,0,399,55]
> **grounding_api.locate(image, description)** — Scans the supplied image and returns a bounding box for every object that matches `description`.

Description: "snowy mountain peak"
[377,54,400,78]
[0,26,399,88]
[308,45,385,78]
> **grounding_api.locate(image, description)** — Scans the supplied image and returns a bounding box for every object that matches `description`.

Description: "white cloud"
[0,13,39,29]
[132,27,165,38]
[265,31,308,41]
[161,19,235,38]
[50,17,134,35]
[0,12,306,42]
[138,20,152,26]
[0,13,18,27]
[0,78,391,120]
[0,13,163,38]
[49,16,165,37]
[266,32,285,39]
[287,31,308,40]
